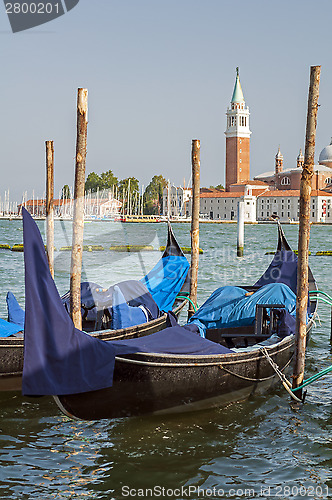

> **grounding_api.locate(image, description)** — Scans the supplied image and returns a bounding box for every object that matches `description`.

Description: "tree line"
[61,171,167,215]
[61,169,224,215]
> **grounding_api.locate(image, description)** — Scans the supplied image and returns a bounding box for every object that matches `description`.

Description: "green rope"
[310,296,332,307]
[292,365,332,392]
[309,290,332,302]
[177,296,198,312]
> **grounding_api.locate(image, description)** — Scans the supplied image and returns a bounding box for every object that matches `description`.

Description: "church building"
[163,68,332,223]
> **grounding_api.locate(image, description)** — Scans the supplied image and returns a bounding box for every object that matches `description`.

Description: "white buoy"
[237,200,244,257]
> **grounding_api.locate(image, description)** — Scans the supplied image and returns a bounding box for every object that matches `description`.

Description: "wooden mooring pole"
[292,66,321,398]
[45,140,54,278]
[188,139,200,320]
[70,88,88,329]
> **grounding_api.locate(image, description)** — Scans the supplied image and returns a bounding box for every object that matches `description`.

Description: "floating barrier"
[316,251,332,256]
[59,245,104,251]
[109,245,154,252]
[84,245,104,251]
[11,244,24,252]
[159,246,203,254]
[265,250,312,255]
[0,244,11,250]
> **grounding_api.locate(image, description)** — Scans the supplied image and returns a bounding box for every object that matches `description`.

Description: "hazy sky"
[1,0,332,202]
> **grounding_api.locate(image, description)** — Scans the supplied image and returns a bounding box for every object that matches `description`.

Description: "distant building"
[257,190,332,223]
[162,185,192,217]
[199,189,257,222]
[255,143,332,192]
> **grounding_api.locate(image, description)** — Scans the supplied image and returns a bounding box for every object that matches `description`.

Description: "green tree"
[61,184,71,199]
[100,170,118,190]
[209,184,224,190]
[119,177,139,195]
[85,172,102,193]
[143,175,167,214]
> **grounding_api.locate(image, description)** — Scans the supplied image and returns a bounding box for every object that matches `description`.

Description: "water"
[0,220,331,500]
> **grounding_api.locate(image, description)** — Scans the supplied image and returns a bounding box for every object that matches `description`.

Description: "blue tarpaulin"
[141,255,189,311]
[0,318,23,337]
[0,292,25,337]
[61,279,161,326]
[111,285,148,329]
[6,291,25,327]
[189,283,297,336]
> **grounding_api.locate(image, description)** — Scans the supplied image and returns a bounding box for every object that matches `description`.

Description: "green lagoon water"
[0,220,331,499]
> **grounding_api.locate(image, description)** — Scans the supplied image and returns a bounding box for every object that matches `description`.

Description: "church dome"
[319,138,332,167]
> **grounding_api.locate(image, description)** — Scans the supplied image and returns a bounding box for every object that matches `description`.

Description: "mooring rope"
[176,296,198,312]
[259,347,302,402]
[218,354,293,384]
[309,289,332,303]
[291,365,332,392]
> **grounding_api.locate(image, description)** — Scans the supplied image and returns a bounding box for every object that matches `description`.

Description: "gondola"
[0,215,190,391]
[22,211,318,420]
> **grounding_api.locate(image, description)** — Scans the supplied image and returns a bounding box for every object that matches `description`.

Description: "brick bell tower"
[225,68,251,191]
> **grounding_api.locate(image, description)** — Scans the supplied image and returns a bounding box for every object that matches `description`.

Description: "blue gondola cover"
[6,291,25,327]
[189,283,298,336]
[141,255,189,311]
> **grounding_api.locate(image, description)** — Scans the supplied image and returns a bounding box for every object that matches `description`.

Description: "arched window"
[325,177,332,185]
[281,177,290,186]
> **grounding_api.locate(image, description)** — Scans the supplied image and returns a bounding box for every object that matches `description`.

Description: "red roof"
[200,191,242,198]
[230,180,269,187]
[258,190,332,197]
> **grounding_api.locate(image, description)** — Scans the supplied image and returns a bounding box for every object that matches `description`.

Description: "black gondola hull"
[56,334,296,420]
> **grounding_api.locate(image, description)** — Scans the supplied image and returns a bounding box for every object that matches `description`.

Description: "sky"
[1,0,332,203]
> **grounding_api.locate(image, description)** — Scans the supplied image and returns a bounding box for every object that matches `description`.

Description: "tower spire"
[232,67,244,103]
[297,148,304,168]
[275,146,283,174]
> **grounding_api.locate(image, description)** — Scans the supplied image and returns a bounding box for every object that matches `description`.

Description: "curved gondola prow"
[255,222,317,303]
[277,220,292,251]
[162,221,186,258]
[276,221,317,316]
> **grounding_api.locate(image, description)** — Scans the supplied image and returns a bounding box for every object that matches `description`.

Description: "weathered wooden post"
[70,88,88,329]
[292,66,321,397]
[188,139,200,320]
[45,140,54,278]
[237,200,244,257]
